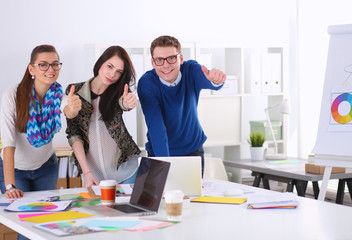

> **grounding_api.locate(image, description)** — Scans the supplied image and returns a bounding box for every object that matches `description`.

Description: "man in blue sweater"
[137,35,226,174]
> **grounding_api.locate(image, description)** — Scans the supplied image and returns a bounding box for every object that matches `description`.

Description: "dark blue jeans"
[0,153,58,194]
[0,153,58,240]
[148,146,205,177]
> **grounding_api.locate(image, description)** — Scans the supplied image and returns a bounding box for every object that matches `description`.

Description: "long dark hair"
[15,45,59,133]
[93,46,136,122]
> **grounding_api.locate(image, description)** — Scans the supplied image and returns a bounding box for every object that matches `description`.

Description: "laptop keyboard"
[109,204,146,213]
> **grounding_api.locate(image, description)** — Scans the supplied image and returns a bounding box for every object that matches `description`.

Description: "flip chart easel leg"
[318,166,332,201]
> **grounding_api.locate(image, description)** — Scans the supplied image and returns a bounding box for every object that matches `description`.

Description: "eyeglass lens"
[37,62,62,71]
[154,55,178,66]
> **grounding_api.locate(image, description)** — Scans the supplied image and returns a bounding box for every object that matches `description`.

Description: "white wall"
[0,0,291,147]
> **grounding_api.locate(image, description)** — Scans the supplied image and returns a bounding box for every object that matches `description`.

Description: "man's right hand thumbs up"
[64,85,82,119]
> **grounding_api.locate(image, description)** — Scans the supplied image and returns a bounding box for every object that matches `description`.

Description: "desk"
[1,180,352,239]
[224,158,352,204]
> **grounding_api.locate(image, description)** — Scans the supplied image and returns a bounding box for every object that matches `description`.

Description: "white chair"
[204,157,228,181]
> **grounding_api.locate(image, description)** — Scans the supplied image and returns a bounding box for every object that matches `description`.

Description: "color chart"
[330,92,352,124]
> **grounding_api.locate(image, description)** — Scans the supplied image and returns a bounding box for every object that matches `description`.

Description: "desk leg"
[286,180,294,192]
[252,172,262,188]
[346,179,352,202]
[294,180,307,197]
[318,166,332,201]
[336,179,346,204]
[312,181,319,199]
[262,178,270,190]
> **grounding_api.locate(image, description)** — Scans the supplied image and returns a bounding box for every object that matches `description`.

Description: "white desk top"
[1,179,352,240]
[224,158,352,181]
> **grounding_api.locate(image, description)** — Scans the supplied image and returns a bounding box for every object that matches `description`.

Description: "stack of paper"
[246,192,300,209]
[191,196,247,205]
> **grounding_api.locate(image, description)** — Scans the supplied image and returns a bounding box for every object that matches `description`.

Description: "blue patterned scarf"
[26,82,63,148]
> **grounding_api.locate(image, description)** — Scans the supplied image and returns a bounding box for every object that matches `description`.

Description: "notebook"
[86,157,170,217]
[150,156,203,196]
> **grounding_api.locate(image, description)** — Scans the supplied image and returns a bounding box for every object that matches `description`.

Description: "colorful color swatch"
[331,93,352,124]
[18,202,58,211]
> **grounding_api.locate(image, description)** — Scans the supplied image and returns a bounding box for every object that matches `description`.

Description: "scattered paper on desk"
[34,220,102,236]
[191,196,247,204]
[5,200,73,212]
[82,219,140,229]
[0,198,14,206]
[57,194,83,201]
[202,178,255,196]
[19,212,53,221]
[16,191,57,202]
[247,192,300,209]
[125,219,175,232]
[21,211,94,223]
[72,198,101,208]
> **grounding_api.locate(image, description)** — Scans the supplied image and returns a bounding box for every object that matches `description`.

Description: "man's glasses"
[32,62,62,71]
[152,53,180,66]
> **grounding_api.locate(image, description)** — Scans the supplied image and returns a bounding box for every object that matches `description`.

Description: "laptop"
[150,156,203,196]
[86,157,170,217]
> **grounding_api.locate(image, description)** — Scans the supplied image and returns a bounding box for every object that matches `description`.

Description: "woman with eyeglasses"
[0,45,63,202]
[64,46,140,188]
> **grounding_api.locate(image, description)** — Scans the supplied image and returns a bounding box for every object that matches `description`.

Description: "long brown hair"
[15,45,59,133]
[93,46,136,122]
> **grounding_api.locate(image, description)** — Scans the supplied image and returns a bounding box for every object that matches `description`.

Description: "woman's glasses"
[32,62,62,71]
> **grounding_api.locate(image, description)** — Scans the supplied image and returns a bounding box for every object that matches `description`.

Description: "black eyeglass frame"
[32,62,62,71]
[152,53,181,66]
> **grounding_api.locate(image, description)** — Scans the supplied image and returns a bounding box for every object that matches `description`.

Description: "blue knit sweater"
[137,60,222,156]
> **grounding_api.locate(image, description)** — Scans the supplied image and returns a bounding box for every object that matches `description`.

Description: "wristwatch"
[5,184,16,191]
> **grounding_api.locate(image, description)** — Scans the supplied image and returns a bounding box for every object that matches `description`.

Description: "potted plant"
[247,131,266,161]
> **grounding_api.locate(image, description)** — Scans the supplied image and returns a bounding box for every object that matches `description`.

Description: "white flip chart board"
[312,24,352,161]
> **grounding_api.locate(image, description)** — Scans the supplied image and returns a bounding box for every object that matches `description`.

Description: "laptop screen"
[130,157,170,211]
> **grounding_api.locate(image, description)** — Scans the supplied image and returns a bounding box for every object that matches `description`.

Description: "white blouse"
[84,96,137,183]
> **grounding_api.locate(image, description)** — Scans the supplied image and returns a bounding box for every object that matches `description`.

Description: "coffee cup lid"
[164,190,184,203]
[99,180,117,186]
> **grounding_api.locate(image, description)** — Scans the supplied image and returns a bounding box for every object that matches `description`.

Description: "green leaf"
[247,131,266,147]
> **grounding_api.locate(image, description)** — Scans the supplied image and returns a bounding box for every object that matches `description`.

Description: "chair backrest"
[204,157,228,181]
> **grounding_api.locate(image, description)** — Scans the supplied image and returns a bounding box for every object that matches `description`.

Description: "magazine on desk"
[4,200,73,212]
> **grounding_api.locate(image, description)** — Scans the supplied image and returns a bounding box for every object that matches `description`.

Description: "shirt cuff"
[211,81,224,87]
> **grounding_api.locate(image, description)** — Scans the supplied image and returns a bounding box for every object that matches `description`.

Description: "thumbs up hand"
[64,85,82,119]
[122,84,138,110]
[201,65,226,85]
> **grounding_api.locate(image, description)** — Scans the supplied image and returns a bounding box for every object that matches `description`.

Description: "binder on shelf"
[261,52,282,93]
[269,53,282,93]
[58,157,68,178]
[244,53,262,93]
[261,53,272,93]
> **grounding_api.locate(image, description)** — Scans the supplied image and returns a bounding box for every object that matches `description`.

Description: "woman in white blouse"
[64,46,140,188]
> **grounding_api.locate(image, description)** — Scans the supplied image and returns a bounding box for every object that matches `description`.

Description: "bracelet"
[84,171,92,176]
